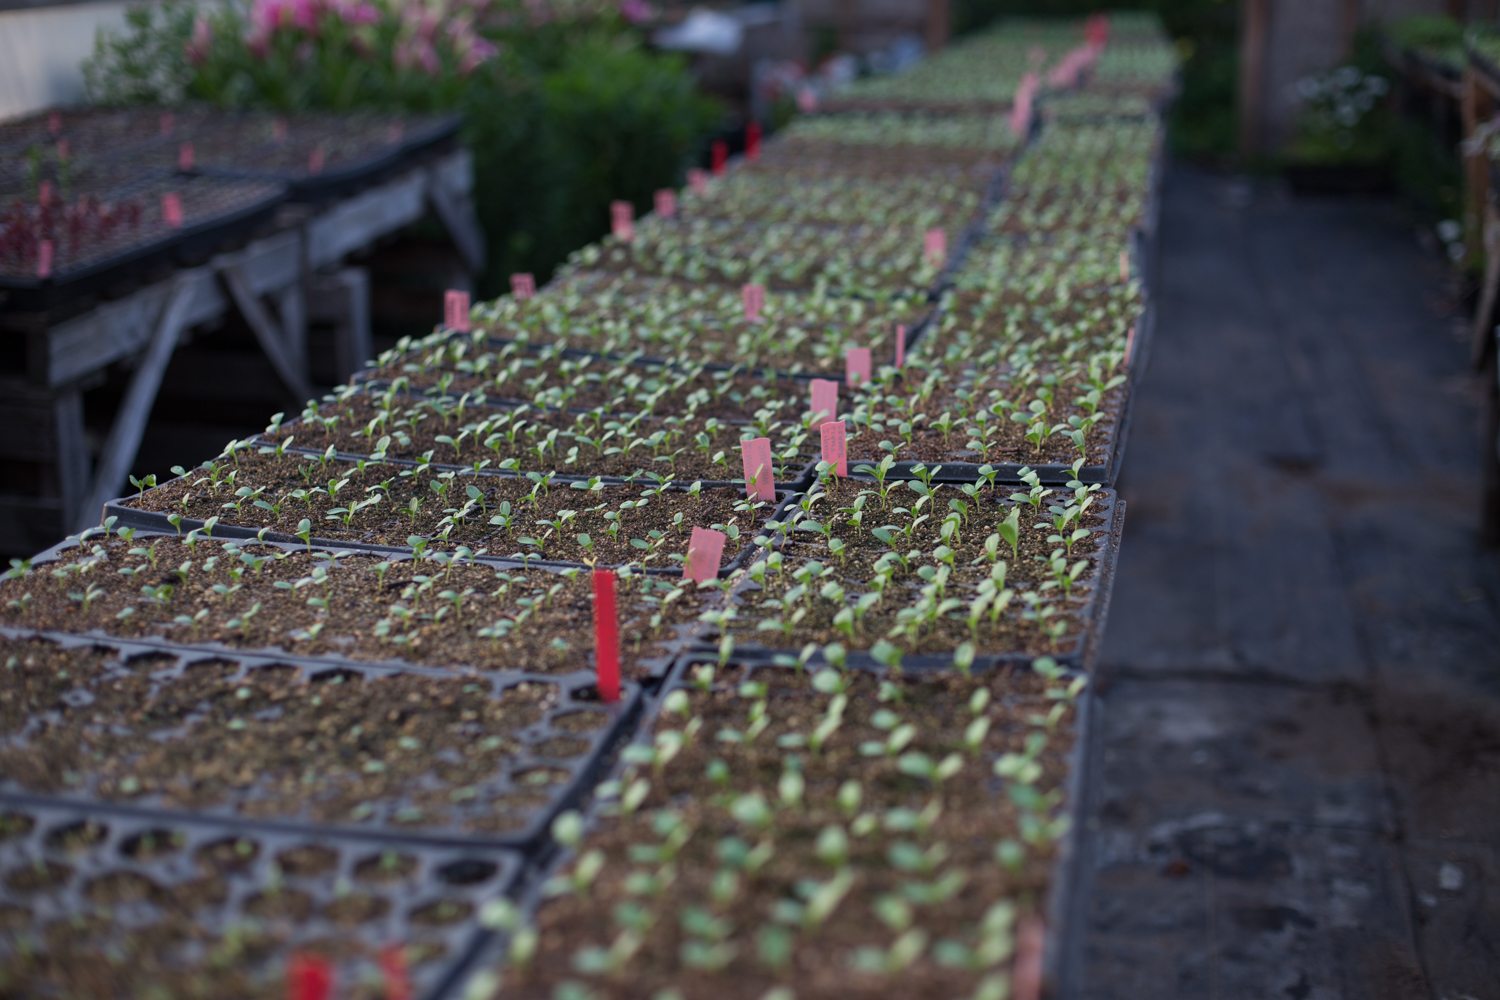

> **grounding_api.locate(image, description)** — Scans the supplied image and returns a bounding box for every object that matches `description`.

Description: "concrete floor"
[1072,166,1500,999]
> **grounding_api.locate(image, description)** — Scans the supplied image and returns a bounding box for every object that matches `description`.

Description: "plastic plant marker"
[797,87,818,113]
[610,200,635,242]
[1119,250,1129,282]
[56,139,69,162]
[1124,324,1137,367]
[308,146,326,174]
[820,420,848,477]
[47,111,61,136]
[655,189,677,218]
[444,289,471,332]
[711,140,728,176]
[1012,918,1045,1000]
[925,228,947,268]
[740,437,775,501]
[162,193,183,229]
[159,111,174,136]
[510,273,536,300]
[178,142,194,172]
[38,181,53,207]
[845,346,872,386]
[288,954,332,1000]
[683,526,727,583]
[746,121,762,161]
[380,944,411,1000]
[809,378,838,429]
[895,323,907,368]
[688,168,709,194]
[592,568,621,703]
[36,240,53,280]
[1011,73,1038,136]
[741,283,765,322]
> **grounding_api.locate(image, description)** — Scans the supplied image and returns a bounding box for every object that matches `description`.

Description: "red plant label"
[924,228,947,267]
[510,273,536,300]
[287,953,332,1000]
[654,189,677,218]
[380,945,410,1000]
[36,240,53,280]
[610,200,635,242]
[161,193,183,229]
[711,140,728,176]
[688,168,709,194]
[895,323,907,368]
[444,289,471,332]
[591,568,621,703]
[741,283,765,322]
[746,121,762,161]
[845,346,872,387]
[740,437,775,501]
[820,420,848,477]
[809,378,838,429]
[682,526,727,583]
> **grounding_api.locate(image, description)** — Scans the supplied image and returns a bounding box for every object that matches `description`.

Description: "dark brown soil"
[499,664,1078,999]
[0,537,717,678]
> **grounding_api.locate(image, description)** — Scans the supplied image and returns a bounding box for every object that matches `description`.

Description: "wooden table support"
[0,149,479,551]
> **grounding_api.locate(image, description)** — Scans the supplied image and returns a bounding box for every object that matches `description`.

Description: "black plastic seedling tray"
[0,797,522,1000]
[0,173,287,311]
[699,489,1125,675]
[15,530,713,683]
[102,476,800,578]
[0,627,645,852]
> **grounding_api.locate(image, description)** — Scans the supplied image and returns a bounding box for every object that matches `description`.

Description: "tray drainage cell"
[0,633,644,850]
[0,799,521,999]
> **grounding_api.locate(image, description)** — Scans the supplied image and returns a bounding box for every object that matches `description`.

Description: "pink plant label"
[820,420,848,477]
[741,283,765,322]
[510,273,536,300]
[47,112,61,136]
[845,346,871,386]
[895,323,907,368]
[654,188,677,218]
[162,193,183,229]
[178,142,194,172]
[1011,918,1045,1000]
[797,87,818,113]
[308,146,326,174]
[711,140,728,175]
[740,437,775,501]
[924,228,947,267]
[444,289,471,331]
[688,168,709,194]
[288,954,332,1000]
[56,139,69,162]
[610,200,634,241]
[38,181,53,207]
[591,569,621,703]
[809,378,838,428]
[1011,74,1038,136]
[682,526,727,583]
[160,112,175,136]
[36,240,53,280]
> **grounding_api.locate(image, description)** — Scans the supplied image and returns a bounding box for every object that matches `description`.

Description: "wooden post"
[1238,0,1271,159]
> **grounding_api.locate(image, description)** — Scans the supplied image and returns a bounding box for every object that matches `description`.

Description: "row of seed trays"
[0,105,456,308]
[0,13,1177,1000]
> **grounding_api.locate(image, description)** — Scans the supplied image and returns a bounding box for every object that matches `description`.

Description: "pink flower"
[620,0,653,24]
[343,1,379,24]
[185,15,214,65]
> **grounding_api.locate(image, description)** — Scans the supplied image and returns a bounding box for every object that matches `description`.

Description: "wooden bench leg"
[308,268,372,381]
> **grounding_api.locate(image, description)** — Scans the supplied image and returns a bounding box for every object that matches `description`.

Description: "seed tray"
[12,530,711,683]
[844,370,1135,487]
[0,173,287,311]
[0,798,521,1000]
[698,489,1125,674]
[0,628,647,852]
[103,477,800,579]
[455,654,1096,999]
